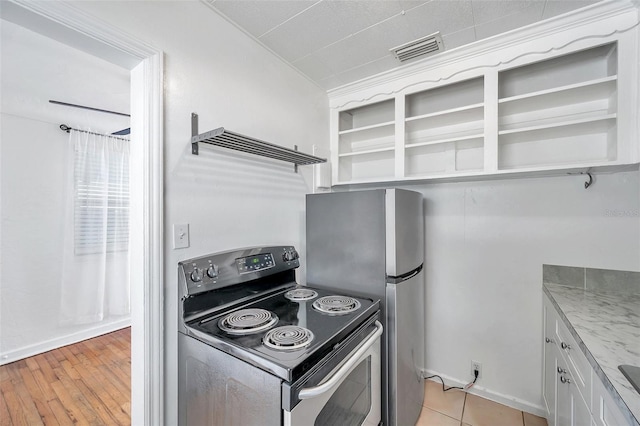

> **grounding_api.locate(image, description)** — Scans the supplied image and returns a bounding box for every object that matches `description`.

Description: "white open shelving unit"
[327,2,640,186]
[330,31,638,186]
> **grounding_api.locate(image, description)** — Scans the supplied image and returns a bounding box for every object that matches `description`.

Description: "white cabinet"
[543,301,558,426]
[328,2,639,186]
[544,295,590,426]
[593,375,630,426]
[543,294,630,426]
[556,354,592,426]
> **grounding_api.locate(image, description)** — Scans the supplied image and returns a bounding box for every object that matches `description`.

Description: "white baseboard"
[422,369,548,418]
[0,318,131,366]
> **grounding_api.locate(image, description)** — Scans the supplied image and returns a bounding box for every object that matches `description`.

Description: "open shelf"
[338,120,394,135]
[339,99,394,132]
[499,113,616,135]
[499,43,617,99]
[499,115,616,140]
[404,77,484,163]
[499,112,616,135]
[190,117,326,169]
[339,146,395,157]
[338,98,395,166]
[406,121,484,146]
[498,118,617,170]
[405,138,484,177]
[499,76,617,105]
[406,103,483,123]
[499,78,616,129]
[496,43,618,173]
[406,132,484,148]
[406,77,484,117]
[339,122,395,155]
[338,149,394,182]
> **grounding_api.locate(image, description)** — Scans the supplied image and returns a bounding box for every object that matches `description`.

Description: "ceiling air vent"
[390,32,444,63]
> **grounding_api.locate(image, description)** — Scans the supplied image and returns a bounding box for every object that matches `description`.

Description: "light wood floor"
[0,328,131,426]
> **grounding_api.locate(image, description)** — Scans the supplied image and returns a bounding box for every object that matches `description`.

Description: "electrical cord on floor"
[425,369,478,393]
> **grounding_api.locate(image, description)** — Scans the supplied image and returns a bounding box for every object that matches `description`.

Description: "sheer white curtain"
[60,129,130,325]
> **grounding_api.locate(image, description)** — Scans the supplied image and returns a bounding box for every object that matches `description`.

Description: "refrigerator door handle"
[387,264,423,284]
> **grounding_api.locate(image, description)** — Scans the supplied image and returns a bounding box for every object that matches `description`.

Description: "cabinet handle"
[561,342,571,350]
[545,337,552,343]
[557,367,567,374]
[560,376,571,384]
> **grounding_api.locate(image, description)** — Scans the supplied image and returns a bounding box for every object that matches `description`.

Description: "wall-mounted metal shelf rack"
[190,113,326,172]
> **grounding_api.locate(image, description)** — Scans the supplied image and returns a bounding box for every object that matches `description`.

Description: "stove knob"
[283,250,299,262]
[190,268,203,282]
[206,265,218,278]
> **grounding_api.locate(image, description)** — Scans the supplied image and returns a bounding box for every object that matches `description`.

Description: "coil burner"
[263,326,314,351]
[312,295,362,315]
[219,308,278,335]
[284,288,318,302]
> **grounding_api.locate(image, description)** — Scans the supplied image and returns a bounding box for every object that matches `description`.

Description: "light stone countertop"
[544,284,640,425]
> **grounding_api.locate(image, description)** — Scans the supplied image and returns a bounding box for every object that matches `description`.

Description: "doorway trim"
[5,1,165,424]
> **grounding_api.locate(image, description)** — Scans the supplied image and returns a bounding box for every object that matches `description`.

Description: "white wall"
[405,170,640,413]
[0,20,131,363]
[65,1,330,423]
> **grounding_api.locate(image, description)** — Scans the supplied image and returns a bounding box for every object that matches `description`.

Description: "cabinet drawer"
[554,314,592,410]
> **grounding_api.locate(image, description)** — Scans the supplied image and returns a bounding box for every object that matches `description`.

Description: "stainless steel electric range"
[178,246,382,426]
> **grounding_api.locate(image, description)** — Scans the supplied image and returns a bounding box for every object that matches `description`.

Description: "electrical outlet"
[471,360,482,379]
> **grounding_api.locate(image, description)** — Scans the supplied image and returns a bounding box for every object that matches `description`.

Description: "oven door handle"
[298,321,383,400]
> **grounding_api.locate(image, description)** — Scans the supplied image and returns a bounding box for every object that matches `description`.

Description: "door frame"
[4,1,165,424]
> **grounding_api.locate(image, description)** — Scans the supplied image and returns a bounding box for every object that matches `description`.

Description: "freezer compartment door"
[385,189,424,277]
[386,269,425,426]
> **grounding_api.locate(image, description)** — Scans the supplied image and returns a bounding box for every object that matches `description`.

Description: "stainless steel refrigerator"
[306,188,425,426]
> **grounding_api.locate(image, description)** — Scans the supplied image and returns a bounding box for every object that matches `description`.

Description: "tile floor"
[416,379,548,426]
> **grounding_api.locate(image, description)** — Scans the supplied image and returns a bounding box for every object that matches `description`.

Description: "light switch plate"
[173,224,190,249]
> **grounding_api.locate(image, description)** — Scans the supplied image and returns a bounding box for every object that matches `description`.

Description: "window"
[74,141,129,255]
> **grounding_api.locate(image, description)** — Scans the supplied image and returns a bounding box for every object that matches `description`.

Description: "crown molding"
[327,0,640,102]
[2,0,158,67]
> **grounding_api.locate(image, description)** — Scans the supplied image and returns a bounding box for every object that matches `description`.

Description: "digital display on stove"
[236,253,275,274]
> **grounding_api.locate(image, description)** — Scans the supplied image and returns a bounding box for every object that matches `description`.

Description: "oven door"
[284,320,382,426]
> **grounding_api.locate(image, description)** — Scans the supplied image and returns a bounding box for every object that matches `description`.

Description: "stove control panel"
[179,246,300,296]
[236,253,274,274]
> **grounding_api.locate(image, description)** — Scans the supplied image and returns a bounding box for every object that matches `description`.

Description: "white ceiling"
[205,0,599,90]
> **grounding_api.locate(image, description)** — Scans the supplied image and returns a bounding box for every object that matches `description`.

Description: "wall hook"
[584,172,593,189]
